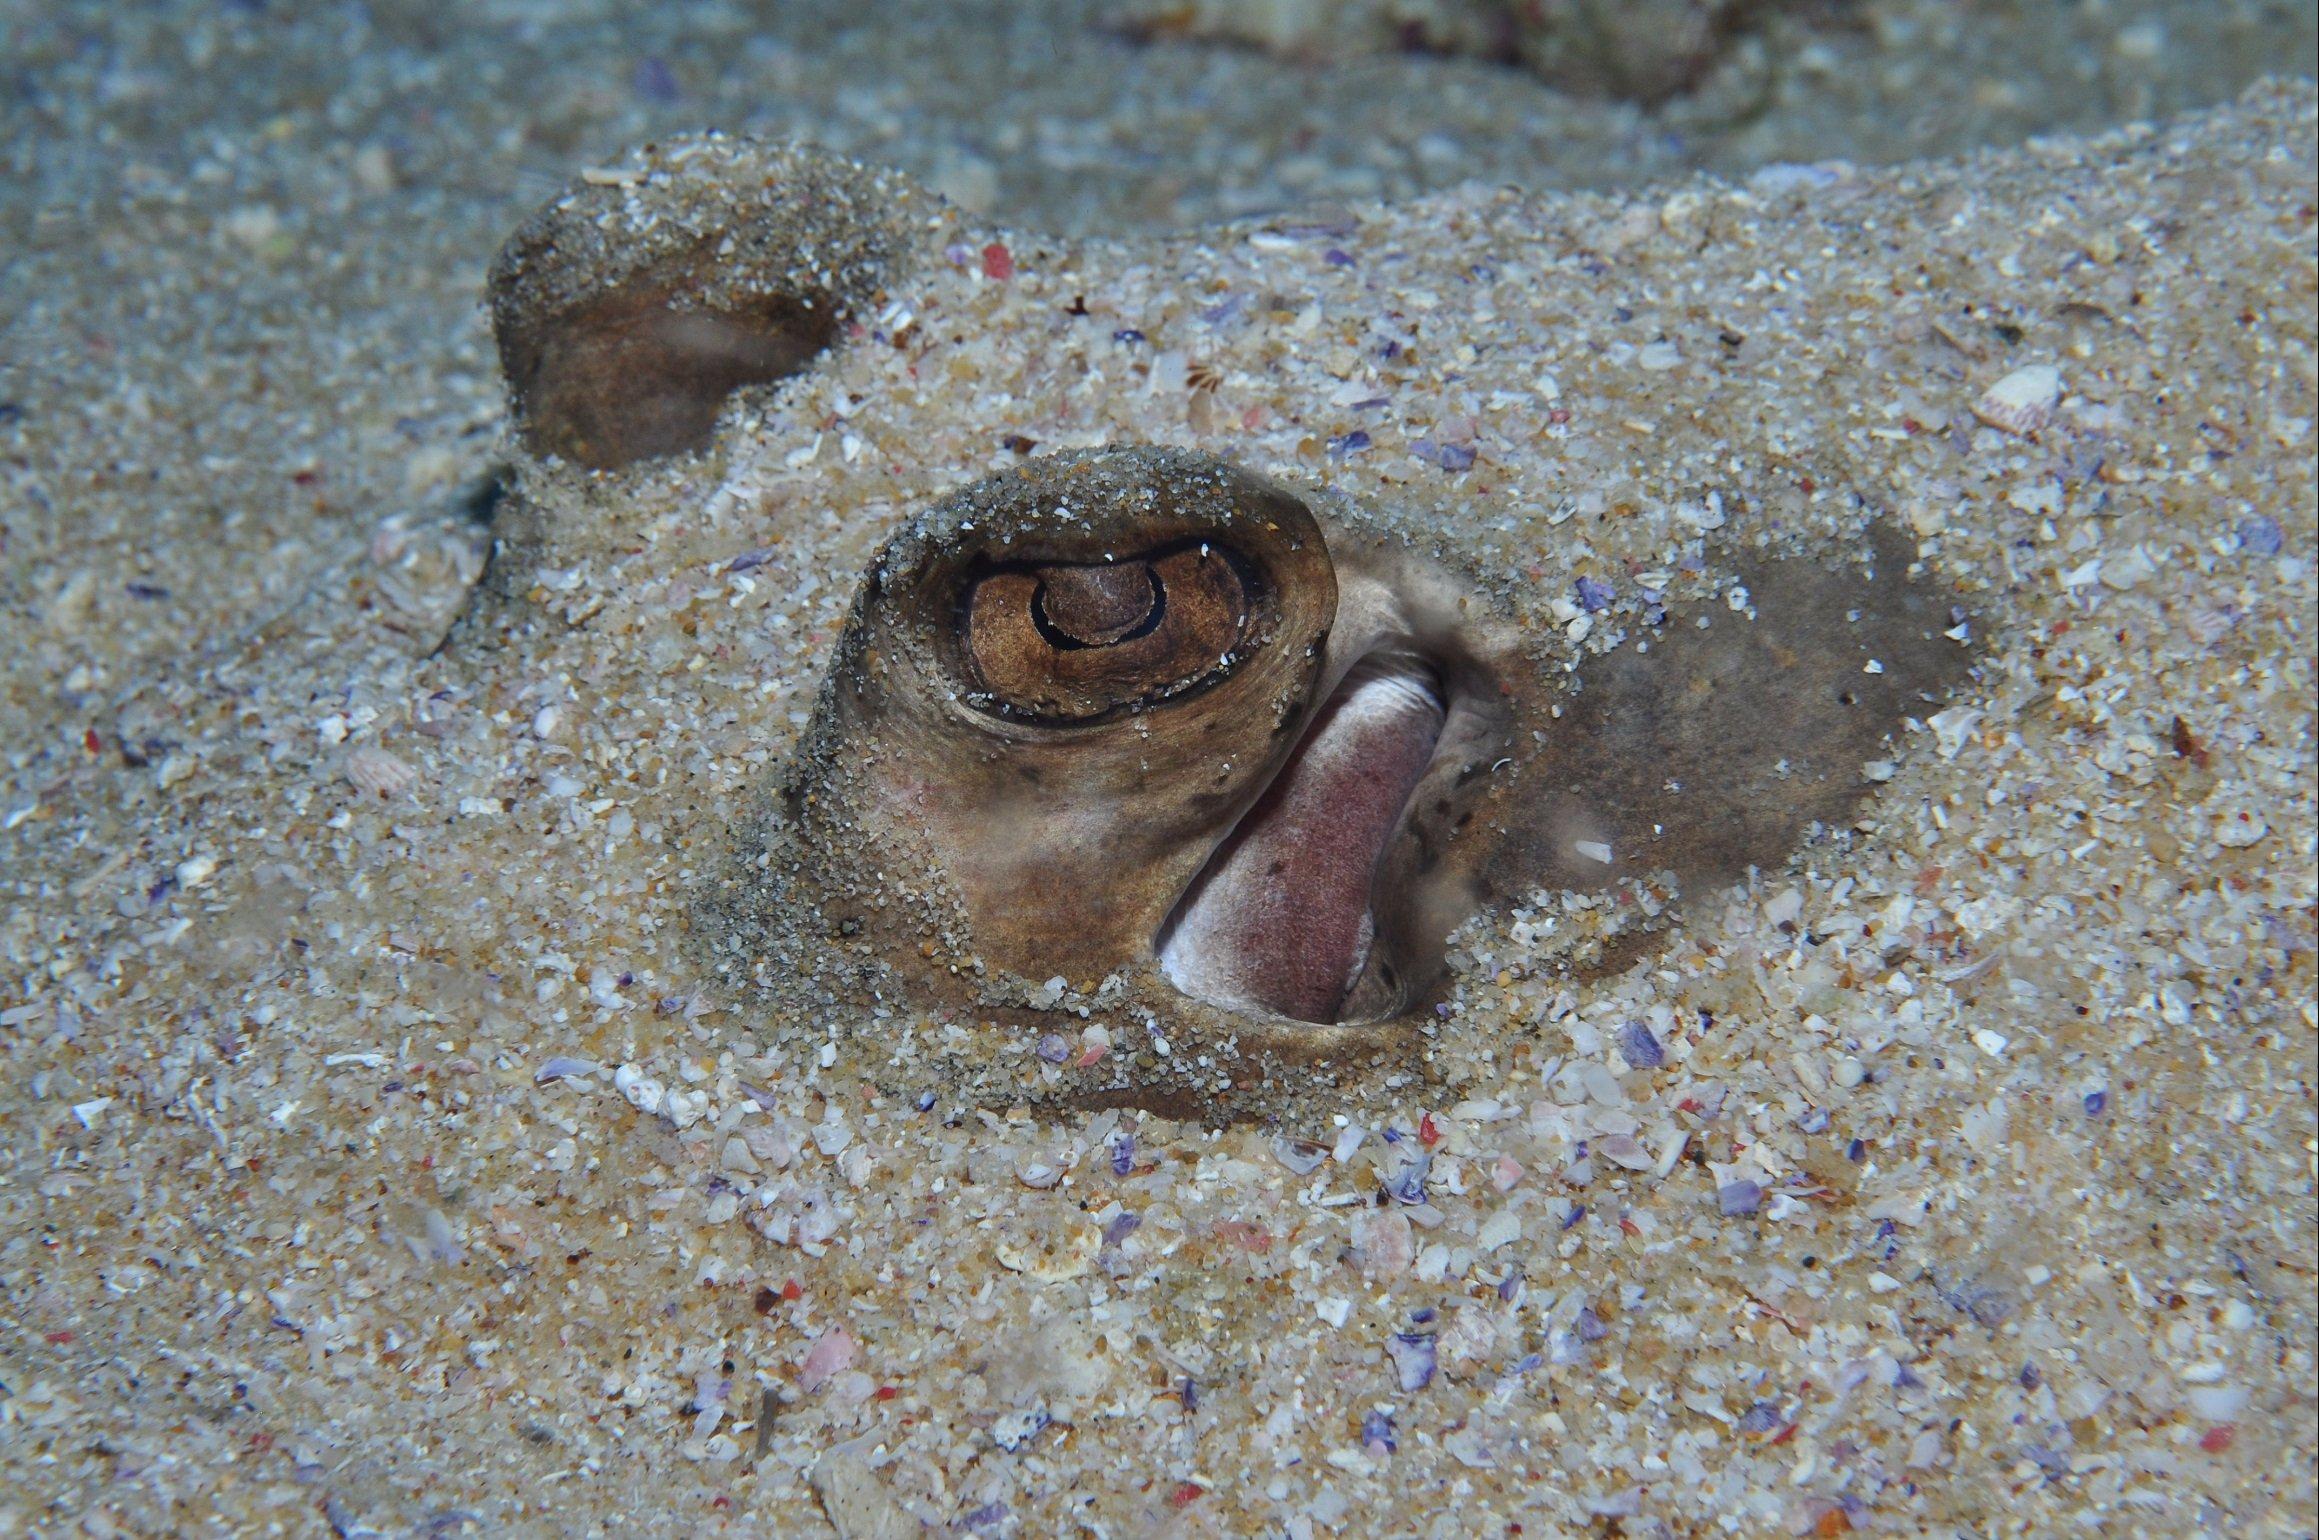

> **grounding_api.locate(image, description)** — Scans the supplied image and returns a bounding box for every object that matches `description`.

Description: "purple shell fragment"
[1384,1150,1432,1205]
[1034,1033,1071,1064]
[1737,1401,1784,1434]
[1718,1179,1763,1217]
[2238,515,2284,557]
[1410,438,1476,472]
[1614,1020,1665,1070]
[1361,1408,1398,1453]
[1575,576,1615,612]
[1386,1332,1437,1392]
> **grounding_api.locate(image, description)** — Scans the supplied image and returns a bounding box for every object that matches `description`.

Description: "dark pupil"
[1031,563,1163,649]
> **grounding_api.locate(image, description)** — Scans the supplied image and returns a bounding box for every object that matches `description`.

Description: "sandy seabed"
[2,5,2315,1537]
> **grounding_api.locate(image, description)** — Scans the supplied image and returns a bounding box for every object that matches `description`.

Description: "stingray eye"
[962,543,1265,722]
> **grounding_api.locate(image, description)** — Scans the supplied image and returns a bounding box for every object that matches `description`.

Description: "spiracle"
[486,137,918,473]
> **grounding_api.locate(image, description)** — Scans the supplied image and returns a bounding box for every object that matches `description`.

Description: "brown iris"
[962,542,1266,722]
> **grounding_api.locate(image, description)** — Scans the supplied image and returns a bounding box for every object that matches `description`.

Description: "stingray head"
[787,445,1520,1038]
[712,446,1972,1118]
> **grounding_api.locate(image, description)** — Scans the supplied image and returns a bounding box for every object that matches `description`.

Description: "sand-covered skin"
[3,65,2313,1534]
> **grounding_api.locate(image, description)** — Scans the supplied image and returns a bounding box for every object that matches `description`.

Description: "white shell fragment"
[810,1443,917,1540]
[993,1216,1099,1281]
[343,744,419,800]
[612,1062,666,1116]
[1928,707,1983,760]
[2101,544,2158,589]
[1972,364,2062,437]
[1273,1136,1331,1175]
[2214,811,2270,849]
[990,1407,1052,1453]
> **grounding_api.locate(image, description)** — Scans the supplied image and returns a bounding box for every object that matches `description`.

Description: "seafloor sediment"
[5,0,2313,722]
[2,9,2314,1539]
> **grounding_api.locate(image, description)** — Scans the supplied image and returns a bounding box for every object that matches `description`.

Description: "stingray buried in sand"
[688,449,1970,1118]
[4,75,2312,1537]
[473,138,1981,1118]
